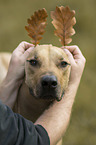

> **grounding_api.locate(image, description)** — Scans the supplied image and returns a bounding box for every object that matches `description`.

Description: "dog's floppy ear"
[25,8,48,46]
[51,6,76,46]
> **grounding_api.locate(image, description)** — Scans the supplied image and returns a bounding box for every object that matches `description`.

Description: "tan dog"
[0,45,71,145]
[0,52,11,83]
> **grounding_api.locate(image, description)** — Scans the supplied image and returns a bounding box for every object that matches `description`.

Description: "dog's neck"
[13,78,53,122]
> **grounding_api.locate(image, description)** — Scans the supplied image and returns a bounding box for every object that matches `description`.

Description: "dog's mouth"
[42,94,56,101]
[29,87,64,102]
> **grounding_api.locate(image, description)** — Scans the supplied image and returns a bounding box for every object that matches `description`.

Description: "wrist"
[69,76,81,88]
[5,72,23,87]
[0,75,22,108]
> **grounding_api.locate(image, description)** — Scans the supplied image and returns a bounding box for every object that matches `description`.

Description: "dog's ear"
[25,8,48,46]
[51,6,76,46]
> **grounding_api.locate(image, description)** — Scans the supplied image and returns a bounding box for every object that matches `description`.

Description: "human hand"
[0,42,34,107]
[64,45,86,85]
[6,41,34,83]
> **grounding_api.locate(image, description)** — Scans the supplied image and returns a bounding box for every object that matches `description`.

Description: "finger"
[23,46,35,59]
[64,49,75,65]
[16,41,34,54]
[65,45,83,59]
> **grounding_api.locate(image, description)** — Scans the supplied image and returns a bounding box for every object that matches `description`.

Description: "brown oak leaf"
[25,8,48,46]
[51,6,76,46]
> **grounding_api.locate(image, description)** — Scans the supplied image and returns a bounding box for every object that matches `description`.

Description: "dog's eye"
[27,59,38,66]
[61,61,69,67]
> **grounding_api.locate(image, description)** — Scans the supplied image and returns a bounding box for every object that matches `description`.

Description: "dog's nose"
[41,75,57,89]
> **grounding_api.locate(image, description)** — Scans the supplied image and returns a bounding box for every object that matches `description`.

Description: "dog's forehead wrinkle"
[48,45,51,65]
[48,46,68,63]
[35,46,50,66]
[28,44,69,64]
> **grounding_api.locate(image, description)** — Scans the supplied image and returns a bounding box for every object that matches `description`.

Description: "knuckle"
[21,41,26,44]
[12,51,17,58]
[19,41,27,47]
[73,45,79,49]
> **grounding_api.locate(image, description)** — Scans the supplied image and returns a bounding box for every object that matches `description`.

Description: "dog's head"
[25,45,71,101]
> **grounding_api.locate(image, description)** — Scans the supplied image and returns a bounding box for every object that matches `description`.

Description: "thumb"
[23,46,35,60]
[64,49,75,65]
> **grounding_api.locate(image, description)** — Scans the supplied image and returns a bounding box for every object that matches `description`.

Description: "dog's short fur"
[0,45,71,145]
[0,52,11,83]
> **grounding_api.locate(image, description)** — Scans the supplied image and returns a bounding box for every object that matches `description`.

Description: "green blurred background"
[0,0,96,144]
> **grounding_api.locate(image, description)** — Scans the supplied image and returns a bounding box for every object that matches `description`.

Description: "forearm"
[0,75,21,108]
[35,81,79,145]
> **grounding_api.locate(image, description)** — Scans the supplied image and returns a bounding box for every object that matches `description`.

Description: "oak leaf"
[51,6,76,46]
[25,8,48,46]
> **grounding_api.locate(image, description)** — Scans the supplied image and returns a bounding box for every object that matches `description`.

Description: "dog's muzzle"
[29,75,63,101]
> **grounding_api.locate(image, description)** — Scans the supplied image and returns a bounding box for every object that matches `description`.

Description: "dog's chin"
[56,91,64,101]
[40,90,65,102]
[29,87,55,101]
[29,87,64,102]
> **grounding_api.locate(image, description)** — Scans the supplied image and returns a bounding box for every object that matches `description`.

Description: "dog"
[0,44,71,145]
[0,52,11,83]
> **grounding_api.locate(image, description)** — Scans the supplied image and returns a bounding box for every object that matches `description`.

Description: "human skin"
[0,42,34,108]
[0,42,86,145]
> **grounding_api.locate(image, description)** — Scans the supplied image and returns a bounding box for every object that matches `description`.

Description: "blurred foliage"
[0,0,96,144]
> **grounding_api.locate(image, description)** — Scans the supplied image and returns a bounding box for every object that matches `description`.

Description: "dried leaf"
[51,6,76,46]
[25,8,48,46]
